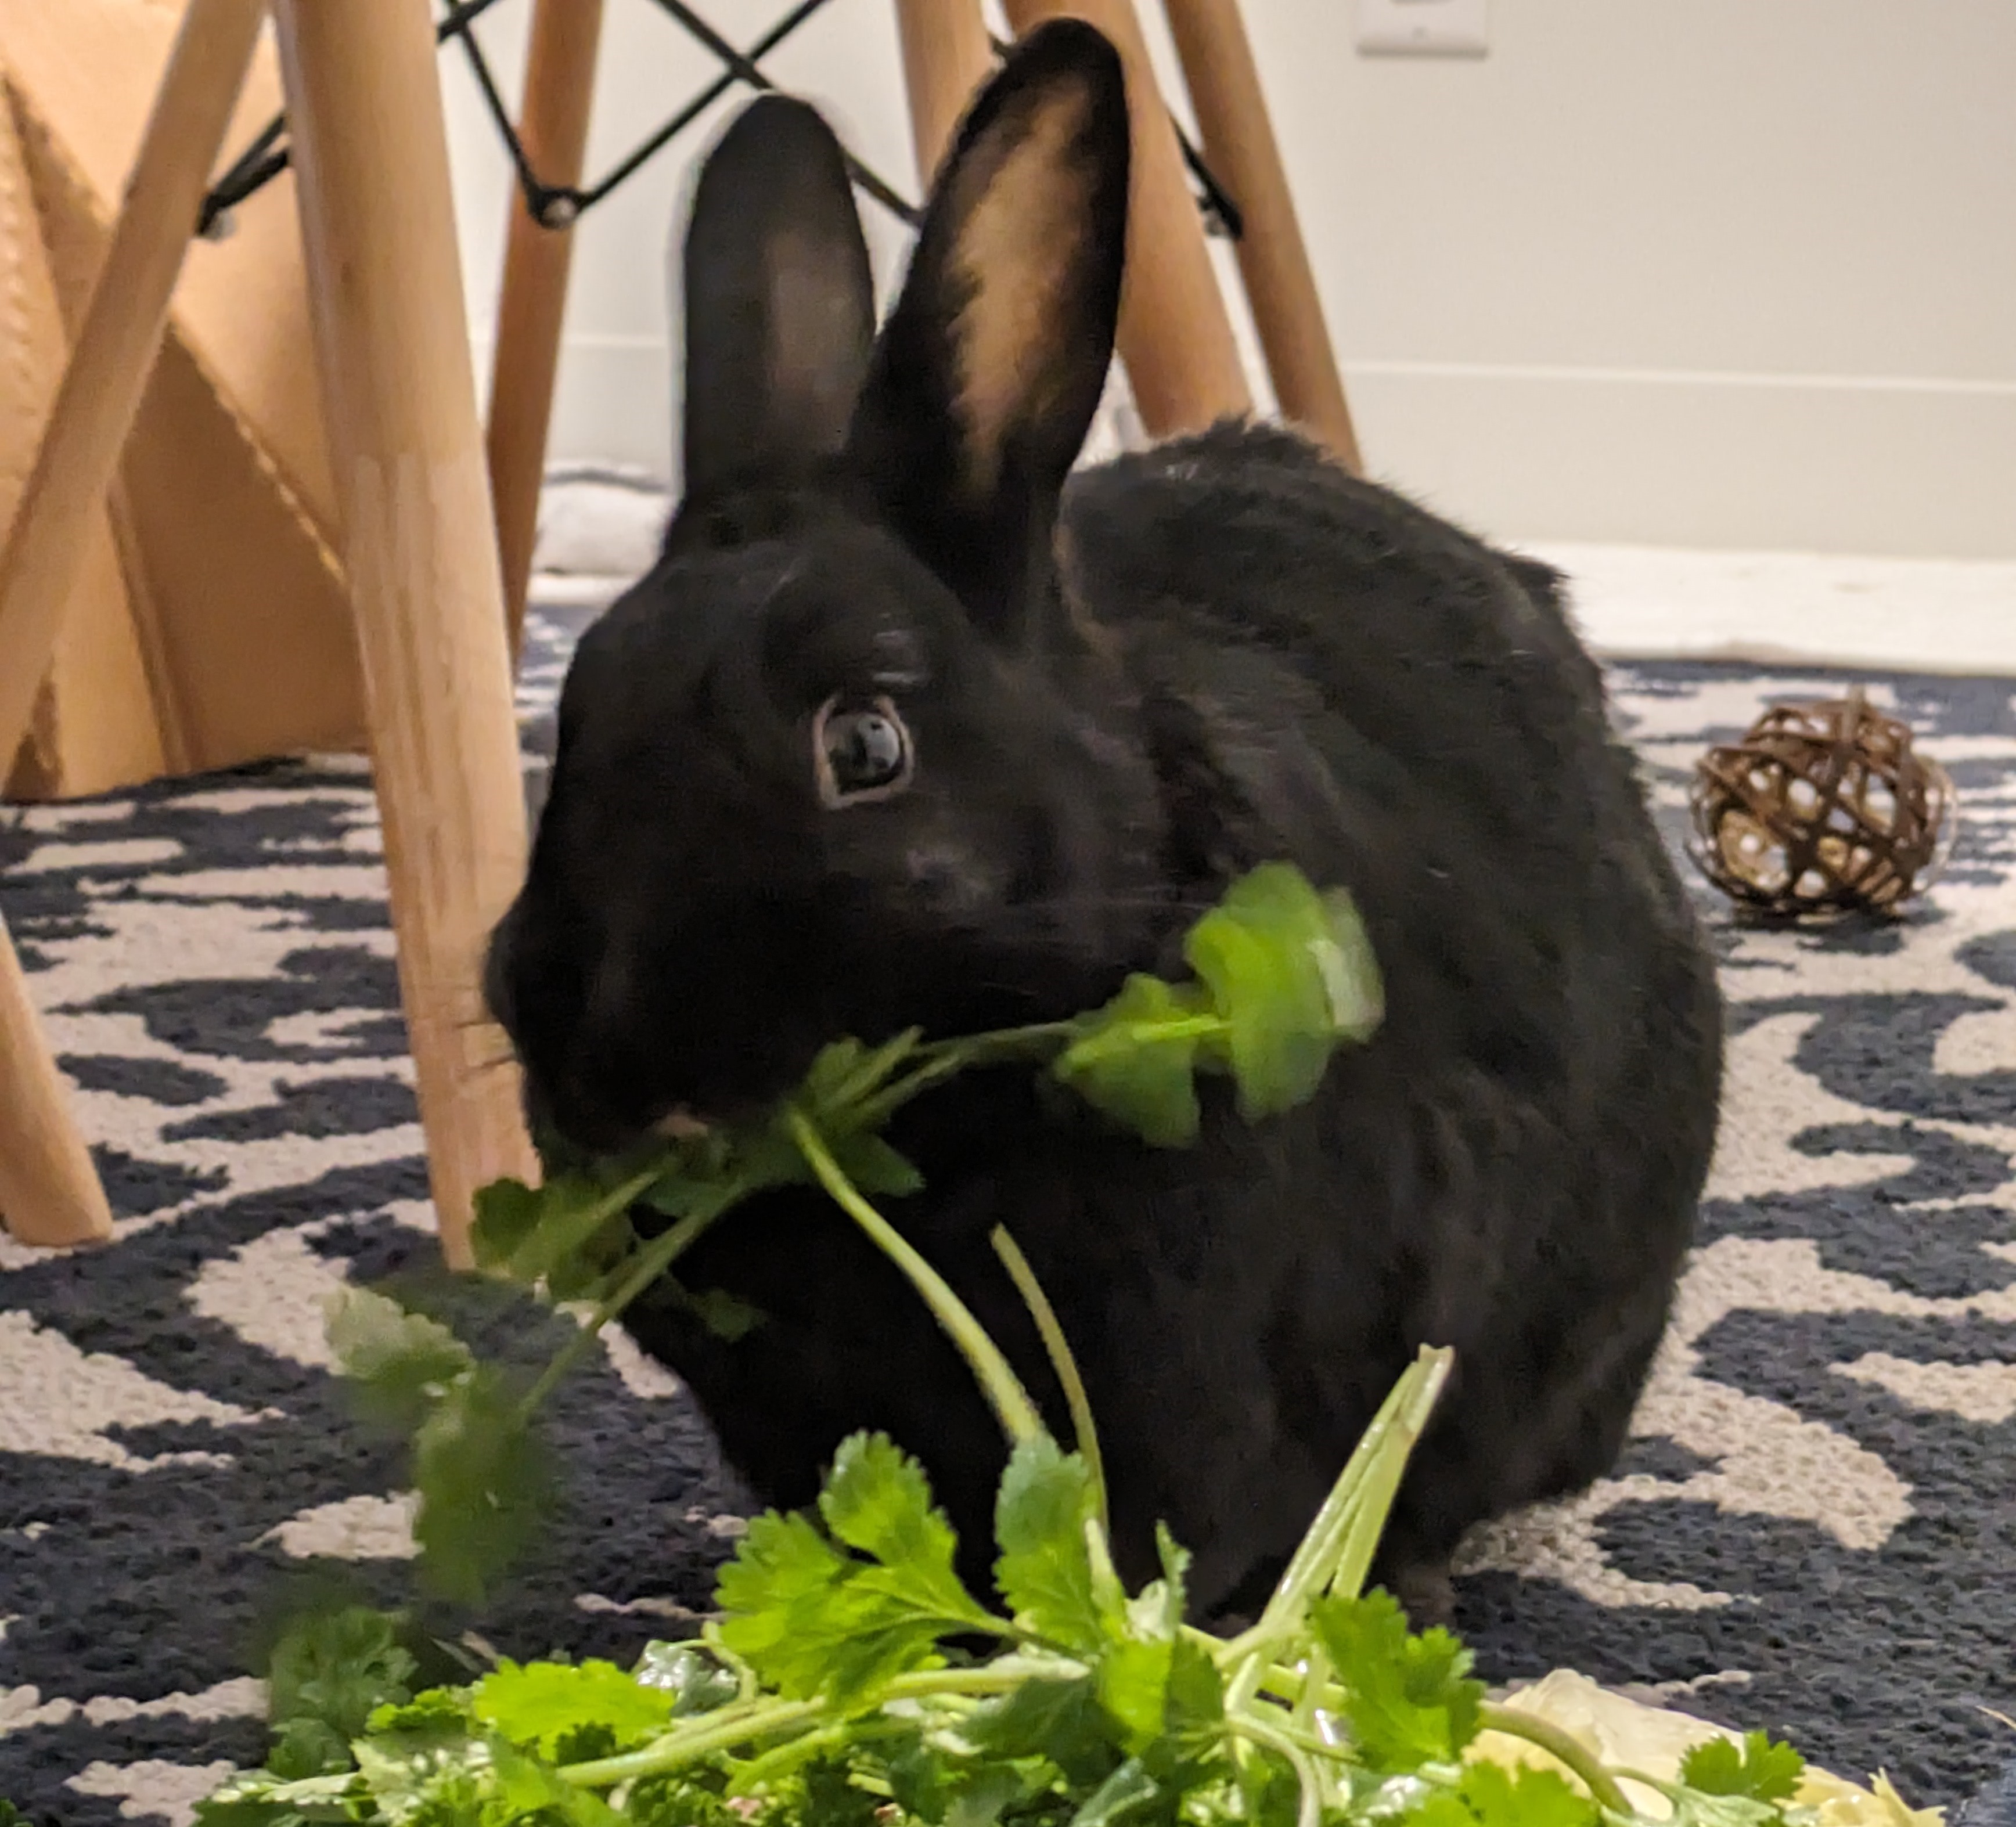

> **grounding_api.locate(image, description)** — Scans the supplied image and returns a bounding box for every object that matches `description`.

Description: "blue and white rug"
[2,600,2013,1825]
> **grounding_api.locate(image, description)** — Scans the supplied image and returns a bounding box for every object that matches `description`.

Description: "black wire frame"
[196,0,1243,242]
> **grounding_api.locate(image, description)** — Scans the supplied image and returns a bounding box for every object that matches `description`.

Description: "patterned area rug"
[3,600,2013,1825]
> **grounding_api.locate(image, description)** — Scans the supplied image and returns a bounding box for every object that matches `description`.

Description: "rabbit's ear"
[846,20,1129,640]
[678,95,877,502]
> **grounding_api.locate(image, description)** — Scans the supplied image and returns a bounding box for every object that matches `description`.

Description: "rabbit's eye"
[813,695,914,808]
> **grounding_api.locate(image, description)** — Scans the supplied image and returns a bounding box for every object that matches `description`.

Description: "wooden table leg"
[0,0,269,788]
[0,912,113,1246]
[274,0,538,1269]
[892,0,993,188]
[485,0,606,666]
[1161,0,1361,471]
[1000,0,1251,439]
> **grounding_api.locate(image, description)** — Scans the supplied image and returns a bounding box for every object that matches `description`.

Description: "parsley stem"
[728,1717,908,1793]
[561,1696,826,1787]
[989,1224,1107,1531]
[1229,1714,1330,1827]
[1322,1350,1453,1606]
[1222,1346,1452,1713]
[516,1174,750,1422]
[916,1019,1081,1065]
[1474,1703,1635,1816]
[852,1020,1076,1131]
[557,1664,1039,1789]
[788,1108,1045,1448]
[1290,1643,1334,1736]
[1053,1012,1226,1066]
[1232,1713,1345,1763]
[1611,1768,1684,1801]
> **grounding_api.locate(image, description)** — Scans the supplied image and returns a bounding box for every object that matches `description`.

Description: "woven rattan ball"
[1687,689,1956,918]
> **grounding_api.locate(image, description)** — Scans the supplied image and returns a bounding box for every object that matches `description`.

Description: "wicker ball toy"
[1686,688,1957,918]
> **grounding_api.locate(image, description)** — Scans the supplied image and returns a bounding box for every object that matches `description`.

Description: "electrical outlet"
[1354,0,1489,57]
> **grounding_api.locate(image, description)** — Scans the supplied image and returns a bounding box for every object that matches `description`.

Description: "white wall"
[442,1,2016,560]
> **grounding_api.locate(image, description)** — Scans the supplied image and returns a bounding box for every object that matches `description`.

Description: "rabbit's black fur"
[485,21,1725,1627]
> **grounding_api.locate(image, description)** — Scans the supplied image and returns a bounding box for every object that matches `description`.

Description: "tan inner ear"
[942,79,1096,495]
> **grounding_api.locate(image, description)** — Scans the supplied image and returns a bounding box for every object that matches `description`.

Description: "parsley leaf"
[801,1029,925,1115]
[715,1435,997,1705]
[324,1285,473,1434]
[473,1167,639,1301]
[823,1131,926,1198]
[1051,871,1383,1148]
[1455,1761,1602,1827]
[471,1657,675,1758]
[993,1434,1113,1654]
[672,1280,771,1342]
[964,1674,1121,1788]
[634,1642,741,1720]
[487,1735,631,1824]
[1184,862,1383,1122]
[1311,1589,1485,1773]
[193,1770,363,1824]
[262,1603,415,1779]
[1070,1754,1162,1827]
[469,1174,543,1272]
[714,1507,850,1681]
[818,1432,984,1624]
[350,1725,491,1821]
[1146,1632,1226,1781]
[626,1774,748,1827]
[1680,1731,1807,1802]
[1665,1796,1787,1827]
[366,1689,469,1736]
[410,1361,555,1609]
[1052,974,1211,1147]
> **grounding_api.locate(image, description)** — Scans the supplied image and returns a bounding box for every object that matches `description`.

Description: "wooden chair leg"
[273,0,538,1270]
[892,0,992,188]
[0,0,265,1251]
[999,0,1251,440]
[1161,0,1361,471]
[486,0,606,667]
[0,0,269,784]
[0,911,112,1246]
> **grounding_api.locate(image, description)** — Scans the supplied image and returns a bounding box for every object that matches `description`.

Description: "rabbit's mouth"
[525,1052,813,1160]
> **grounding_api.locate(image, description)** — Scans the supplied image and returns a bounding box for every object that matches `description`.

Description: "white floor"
[529,476,2016,679]
[1520,541,2016,679]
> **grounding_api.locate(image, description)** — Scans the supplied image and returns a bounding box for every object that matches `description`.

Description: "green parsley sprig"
[194,860,1830,1827]
[329,862,1383,1609]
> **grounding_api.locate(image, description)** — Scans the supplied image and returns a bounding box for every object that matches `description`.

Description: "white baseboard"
[1346,361,2016,564]
[503,333,2016,565]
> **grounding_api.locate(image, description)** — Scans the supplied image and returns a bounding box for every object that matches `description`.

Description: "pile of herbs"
[193,864,1819,1827]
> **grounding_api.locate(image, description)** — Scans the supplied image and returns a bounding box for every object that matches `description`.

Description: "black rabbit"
[484,20,1725,1629]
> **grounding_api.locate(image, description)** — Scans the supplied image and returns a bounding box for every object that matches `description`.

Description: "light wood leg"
[1000,0,1251,439]
[892,0,992,188]
[0,0,269,783]
[0,0,262,1250]
[0,912,112,1246]
[1161,0,1361,471]
[486,0,606,666]
[274,0,538,1269]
